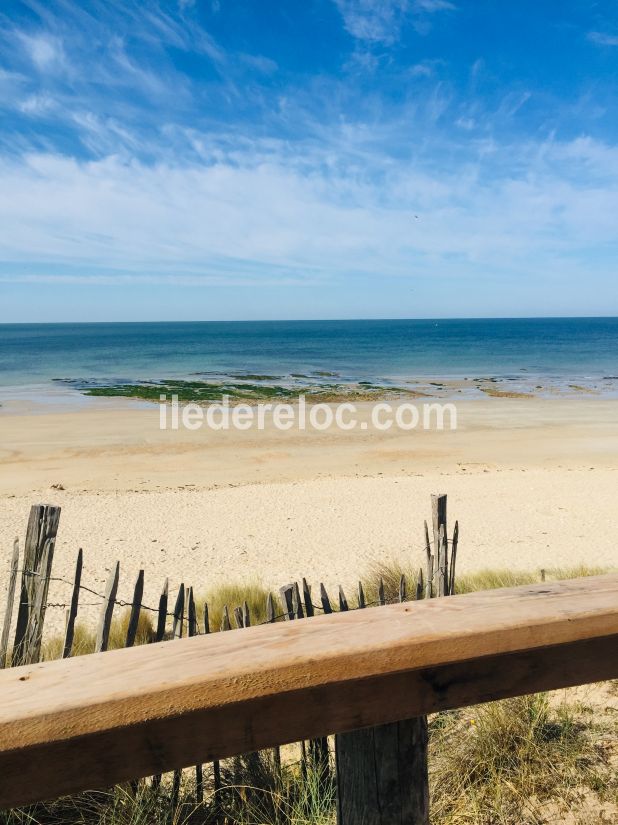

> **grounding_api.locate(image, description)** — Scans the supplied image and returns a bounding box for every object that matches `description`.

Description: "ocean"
[1,318,617,405]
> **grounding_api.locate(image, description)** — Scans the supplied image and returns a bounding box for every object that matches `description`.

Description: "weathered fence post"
[13,504,61,666]
[95,561,119,653]
[0,539,19,668]
[125,569,144,648]
[335,575,429,825]
[335,494,454,825]
[432,493,448,597]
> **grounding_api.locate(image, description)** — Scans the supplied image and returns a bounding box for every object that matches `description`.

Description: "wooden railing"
[1,574,618,809]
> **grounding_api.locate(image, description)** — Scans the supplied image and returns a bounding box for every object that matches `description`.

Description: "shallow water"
[1,318,617,403]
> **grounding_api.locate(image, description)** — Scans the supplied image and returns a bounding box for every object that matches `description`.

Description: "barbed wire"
[12,560,438,632]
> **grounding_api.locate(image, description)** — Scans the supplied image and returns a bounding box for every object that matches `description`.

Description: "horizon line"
[1,315,618,326]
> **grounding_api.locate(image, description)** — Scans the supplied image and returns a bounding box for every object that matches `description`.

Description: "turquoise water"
[1,318,617,402]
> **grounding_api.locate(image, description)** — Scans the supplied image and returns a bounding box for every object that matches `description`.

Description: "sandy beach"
[1,396,617,636]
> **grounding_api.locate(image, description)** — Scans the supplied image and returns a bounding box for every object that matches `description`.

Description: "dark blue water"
[1,318,617,397]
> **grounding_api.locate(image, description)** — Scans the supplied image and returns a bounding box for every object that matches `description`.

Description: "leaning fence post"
[172,584,185,639]
[95,561,120,653]
[125,569,144,648]
[155,578,169,642]
[62,548,83,659]
[0,539,19,668]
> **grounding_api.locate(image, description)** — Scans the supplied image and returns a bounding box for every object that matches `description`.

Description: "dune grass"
[0,752,335,825]
[40,581,272,661]
[195,581,274,630]
[361,560,608,605]
[429,692,617,824]
[42,611,156,660]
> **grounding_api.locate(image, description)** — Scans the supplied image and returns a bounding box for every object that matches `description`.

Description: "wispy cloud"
[588,31,618,47]
[17,32,67,71]
[1,132,617,295]
[333,0,454,45]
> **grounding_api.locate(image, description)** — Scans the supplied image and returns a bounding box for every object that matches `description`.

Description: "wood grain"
[0,539,19,668]
[13,505,61,666]
[1,575,618,808]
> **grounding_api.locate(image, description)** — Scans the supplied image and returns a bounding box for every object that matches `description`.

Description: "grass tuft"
[429,692,616,823]
[195,581,274,631]
[363,560,608,604]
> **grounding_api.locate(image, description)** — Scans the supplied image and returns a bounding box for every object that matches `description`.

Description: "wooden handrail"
[1,574,618,807]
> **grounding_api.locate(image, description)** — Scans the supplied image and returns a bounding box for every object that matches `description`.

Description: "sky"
[0,0,618,322]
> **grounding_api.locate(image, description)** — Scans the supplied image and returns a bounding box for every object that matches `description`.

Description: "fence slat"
[377,578,385,606]
[188,588,197,637]
[155,578,168,643]
[125,570,144,648]
[432,493,448,597]
[220,605,231,632]
[234,606,244,629]
[293,582,305,619]
[424,520,433,599]
[302,578,314,617]
[449,521,459,596]
[320,583,333,614]
[279,584,294,620]
[95,562,120,654]
[0,539,19,668]
[172,584,185,639]
[338,586,349,612]
[62,549,83,659]
[416,568,424,602]
[266,593,275,623]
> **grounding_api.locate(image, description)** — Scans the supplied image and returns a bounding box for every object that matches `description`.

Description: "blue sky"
[0,0,617,321]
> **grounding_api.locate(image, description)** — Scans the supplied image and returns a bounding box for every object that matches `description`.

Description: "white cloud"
[238,53,278,75]
[333,0,454,45]
[1,135,617,291]
[17,33,66,71]
[415,0,454,11]
[19,93,56,115]
[588,31,618,46]
[409,61,434,77]
[455,116,475,130]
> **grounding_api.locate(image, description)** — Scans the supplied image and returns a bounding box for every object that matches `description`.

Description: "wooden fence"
[1,499,617,821]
